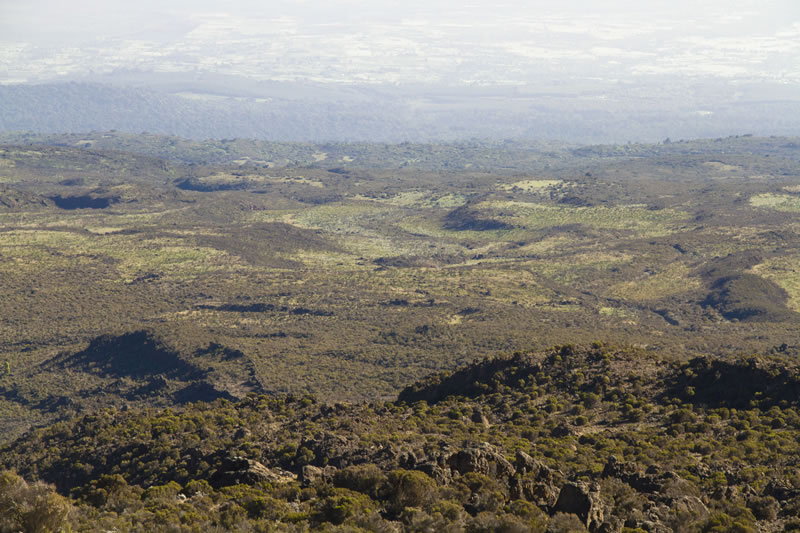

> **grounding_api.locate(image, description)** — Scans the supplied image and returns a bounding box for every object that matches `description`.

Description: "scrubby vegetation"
[0,133,798,530]
[1,345,799,531]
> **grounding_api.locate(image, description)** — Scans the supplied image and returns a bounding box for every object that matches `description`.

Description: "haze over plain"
[1,0,799,142]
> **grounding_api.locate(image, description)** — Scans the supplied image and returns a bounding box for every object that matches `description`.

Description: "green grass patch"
[752,256,800,312]
[609,263,701,302]
[358,190,467,208]
[497,179,563,192]
[750,193,800,212]
[599,306,638,322]
[481,201,689,236]
[197,172,324,188]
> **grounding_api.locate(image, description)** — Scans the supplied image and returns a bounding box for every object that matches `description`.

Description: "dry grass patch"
[497,179,562,192]
[750,193,800,212]
[752,256,800,312]
[359,191,467,209]
[197,172,324,188]
[609,263,700,301]
[480,201,687,236]
[703,161,741,173]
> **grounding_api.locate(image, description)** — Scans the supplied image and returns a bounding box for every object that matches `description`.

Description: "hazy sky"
[1,0,799,85]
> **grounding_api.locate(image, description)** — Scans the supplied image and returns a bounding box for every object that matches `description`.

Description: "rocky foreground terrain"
[1,343,798,532]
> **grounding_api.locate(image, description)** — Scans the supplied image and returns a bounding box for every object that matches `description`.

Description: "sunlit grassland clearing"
[480,201,691,235]
[0,157,20,183]
[0,229,250,282]
[511,235,586,256]
[702,161,743,174]
[685,225,782,258]
[496,179,563,192]
[194,172,325,188]
[608,263,701,301]
[599,306,639,323]
[436,267,553,307]
[752,256,800,312]
[519,251,633,286]
[0,202,199,229]
[362,266,556,308]
[264,264,556,317]
[356,190,468,208]
[750,193,800,212]
[317,234,460,264]
[287,202,408,237]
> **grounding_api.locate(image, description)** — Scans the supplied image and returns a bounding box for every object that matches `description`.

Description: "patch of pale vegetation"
[244,210,299,224]
[198,172,324,188]
[340,156,354,162]
[289,203,392,236]
[332,234,439,261]
[703,161,741,173]
[750,193,800,212]
[446,314,463,325]
[481,201,687,236]
[370,191,427,206]
[444,267,551,307]
[752,257,800,312]
[497,179,562,192]
[513,235,581,256]
[114,243,239,283]
[434,193,468,208]
[0,230,247,282]
[609,263,700,301]
[524,252,632,285]
[360,190,467,209]
[85,227,125,235]
[312,152,328,162]
[272,176,324,188]
[539,303,583,313]
[599,306,637,322]
[292,249,373,270]
[232,158,273,167]
[783,185,800,193]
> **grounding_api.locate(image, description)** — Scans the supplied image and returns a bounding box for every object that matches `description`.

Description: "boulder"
[515,450,554,479]
[446,442,515,479]
[471,408,491,428]
[670,496,709,521]
[415,463,452,485]
[510,474,559,508]
[601,456,683,494]
[211,455,295,487]
[299,432,358,468]
[553,481,604,531]
[299,464,337,486]
[765,478,799,502]
[511,451,560,507]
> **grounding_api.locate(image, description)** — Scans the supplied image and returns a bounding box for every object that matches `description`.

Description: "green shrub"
[385,469,437,514]
[333,463,387,500]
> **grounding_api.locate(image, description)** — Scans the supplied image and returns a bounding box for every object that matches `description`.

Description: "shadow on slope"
[700,251,795,322]
[44,331,263,404]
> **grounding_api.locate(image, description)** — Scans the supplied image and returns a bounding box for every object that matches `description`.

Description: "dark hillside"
[38,331,263,407]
